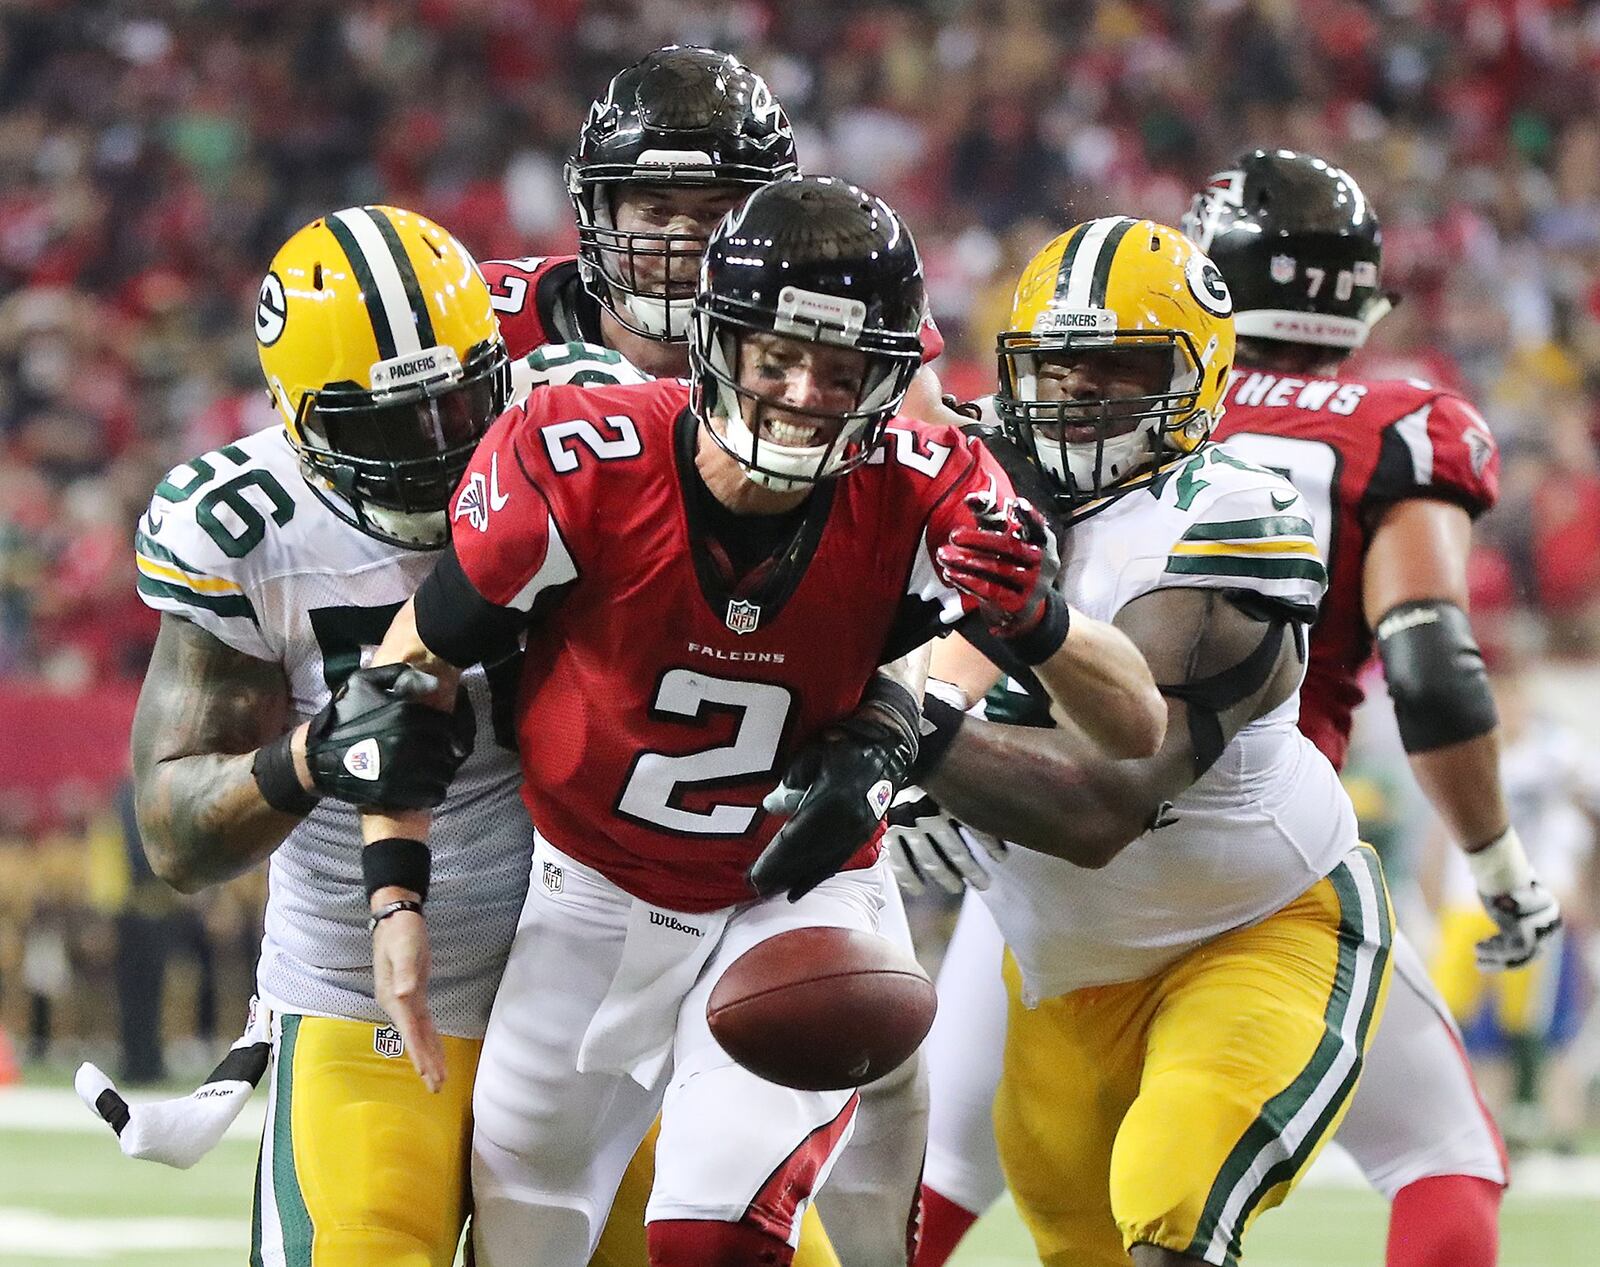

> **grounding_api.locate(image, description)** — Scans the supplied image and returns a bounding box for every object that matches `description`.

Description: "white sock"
[75,997,272,1170]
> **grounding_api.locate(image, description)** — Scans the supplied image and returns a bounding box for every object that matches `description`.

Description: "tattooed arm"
[131,613,311,892]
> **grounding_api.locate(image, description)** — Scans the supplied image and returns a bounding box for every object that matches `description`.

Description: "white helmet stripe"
[330,207,424,358]
[1061,217,1125,311]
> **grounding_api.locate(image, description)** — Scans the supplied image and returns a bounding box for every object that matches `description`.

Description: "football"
[706,926,937,1091]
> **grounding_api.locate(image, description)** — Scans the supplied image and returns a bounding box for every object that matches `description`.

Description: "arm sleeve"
[1368,391,1500,518]
[414,406,578,666]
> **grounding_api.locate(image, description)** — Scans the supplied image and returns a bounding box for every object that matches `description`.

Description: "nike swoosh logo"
[1270,491,1298,510]
[489,452,509,512]
[145,509,165,534]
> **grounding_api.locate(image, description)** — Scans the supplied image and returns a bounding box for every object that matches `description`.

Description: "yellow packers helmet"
[256,205,509,548]
[996,216,1235,519]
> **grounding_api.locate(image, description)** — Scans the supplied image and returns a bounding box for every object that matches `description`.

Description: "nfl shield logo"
[1269,254,1297,284]
[542,859,564,895]
[373,1025,404,1059]
[725,599,761,635]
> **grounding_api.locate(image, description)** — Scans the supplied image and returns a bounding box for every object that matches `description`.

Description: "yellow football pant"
[995,847,1393,1267]
[253,1015,839,1266]
[252,1014,479,1266]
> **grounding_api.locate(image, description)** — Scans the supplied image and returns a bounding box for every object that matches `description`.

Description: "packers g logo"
[1185,253,1232,317]
[256,272,287,346]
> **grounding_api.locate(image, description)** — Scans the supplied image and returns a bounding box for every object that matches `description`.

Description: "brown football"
[706,926,937,1091]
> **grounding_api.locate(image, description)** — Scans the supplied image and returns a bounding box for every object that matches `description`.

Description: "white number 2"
[616,671,795,835]
[542,415,643,472]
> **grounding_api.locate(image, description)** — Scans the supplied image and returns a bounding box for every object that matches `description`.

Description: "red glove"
[936,493,1060,636]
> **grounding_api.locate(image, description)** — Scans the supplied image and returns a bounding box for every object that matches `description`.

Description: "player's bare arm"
[924,585,1303,867]
[130,613,303,892]
[1027,607,1166,759]
[1365,495,1559,966]
[344,596,471,1092]
[934,494,1165,759]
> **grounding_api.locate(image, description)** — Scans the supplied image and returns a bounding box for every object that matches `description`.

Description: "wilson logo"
[648,911,703,937]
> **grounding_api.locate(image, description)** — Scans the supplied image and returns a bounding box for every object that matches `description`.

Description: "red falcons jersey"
[439,378,1007,911]
[480,254,948,364]
[480,255,600,360]
[1212,368,1500,769]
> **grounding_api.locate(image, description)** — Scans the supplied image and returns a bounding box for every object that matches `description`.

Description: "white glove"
[75,996,272,1168]
[1467,827,1562,970]
[885,785,1006,894]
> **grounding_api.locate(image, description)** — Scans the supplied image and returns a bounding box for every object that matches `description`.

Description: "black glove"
[304,664,474,810]
[748,712,918,903]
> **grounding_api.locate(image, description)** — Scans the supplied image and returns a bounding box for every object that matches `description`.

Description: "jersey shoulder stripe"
[134,528,259,622]
[1148,448,1328,606]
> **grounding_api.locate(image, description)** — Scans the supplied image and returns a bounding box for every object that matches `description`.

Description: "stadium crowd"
[3,0,1600,688]
[1,1,1599,1139]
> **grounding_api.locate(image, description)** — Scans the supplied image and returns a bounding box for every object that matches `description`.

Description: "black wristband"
[368,899,425,933]
[861,675,923,757]
[1003,590,1072,666]
[908,694,968,782]
[251,731,320,816]
[362,837,432,902]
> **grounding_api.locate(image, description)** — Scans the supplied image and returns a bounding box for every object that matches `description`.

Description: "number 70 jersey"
[1212,369,1499,769]
[133,426,531,1038]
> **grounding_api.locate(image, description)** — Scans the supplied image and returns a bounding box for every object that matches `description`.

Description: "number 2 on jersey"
[617,670,795,836]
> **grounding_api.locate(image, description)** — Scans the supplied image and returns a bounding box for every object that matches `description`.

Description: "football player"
[1200,150,1537,1267]
[481,46,945,390]
[900,158,1547,1267]
[320,176,1162,1267]
[483,46,948,1265]
[898,219,1395,1267]
[127,207,523,1266]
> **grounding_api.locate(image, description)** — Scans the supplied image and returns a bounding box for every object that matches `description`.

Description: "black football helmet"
[569,46,799,343]
[1181,149,1386,349]
[691,175,925,491]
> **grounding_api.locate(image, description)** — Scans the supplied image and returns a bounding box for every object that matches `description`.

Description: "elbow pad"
[1373,599,1497,753]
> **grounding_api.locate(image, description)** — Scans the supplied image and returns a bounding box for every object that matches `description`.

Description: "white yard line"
[0,1208,241,1257]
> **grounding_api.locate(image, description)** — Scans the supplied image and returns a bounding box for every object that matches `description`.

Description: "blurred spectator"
[1,0,1600,1116]
[0,0,1595,674]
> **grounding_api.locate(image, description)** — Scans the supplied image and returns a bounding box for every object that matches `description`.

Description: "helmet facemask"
[997,330,1212,516]
[291,339,509,548]
[571,165,769,342]
[690,295,921,492]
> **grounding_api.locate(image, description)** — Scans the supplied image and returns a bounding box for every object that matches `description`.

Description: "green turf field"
[3,1086,1595,1265]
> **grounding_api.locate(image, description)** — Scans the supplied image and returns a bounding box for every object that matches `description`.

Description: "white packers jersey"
[135,427,532,1038]
[508,339,652,402]
[983,443,1359,999]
